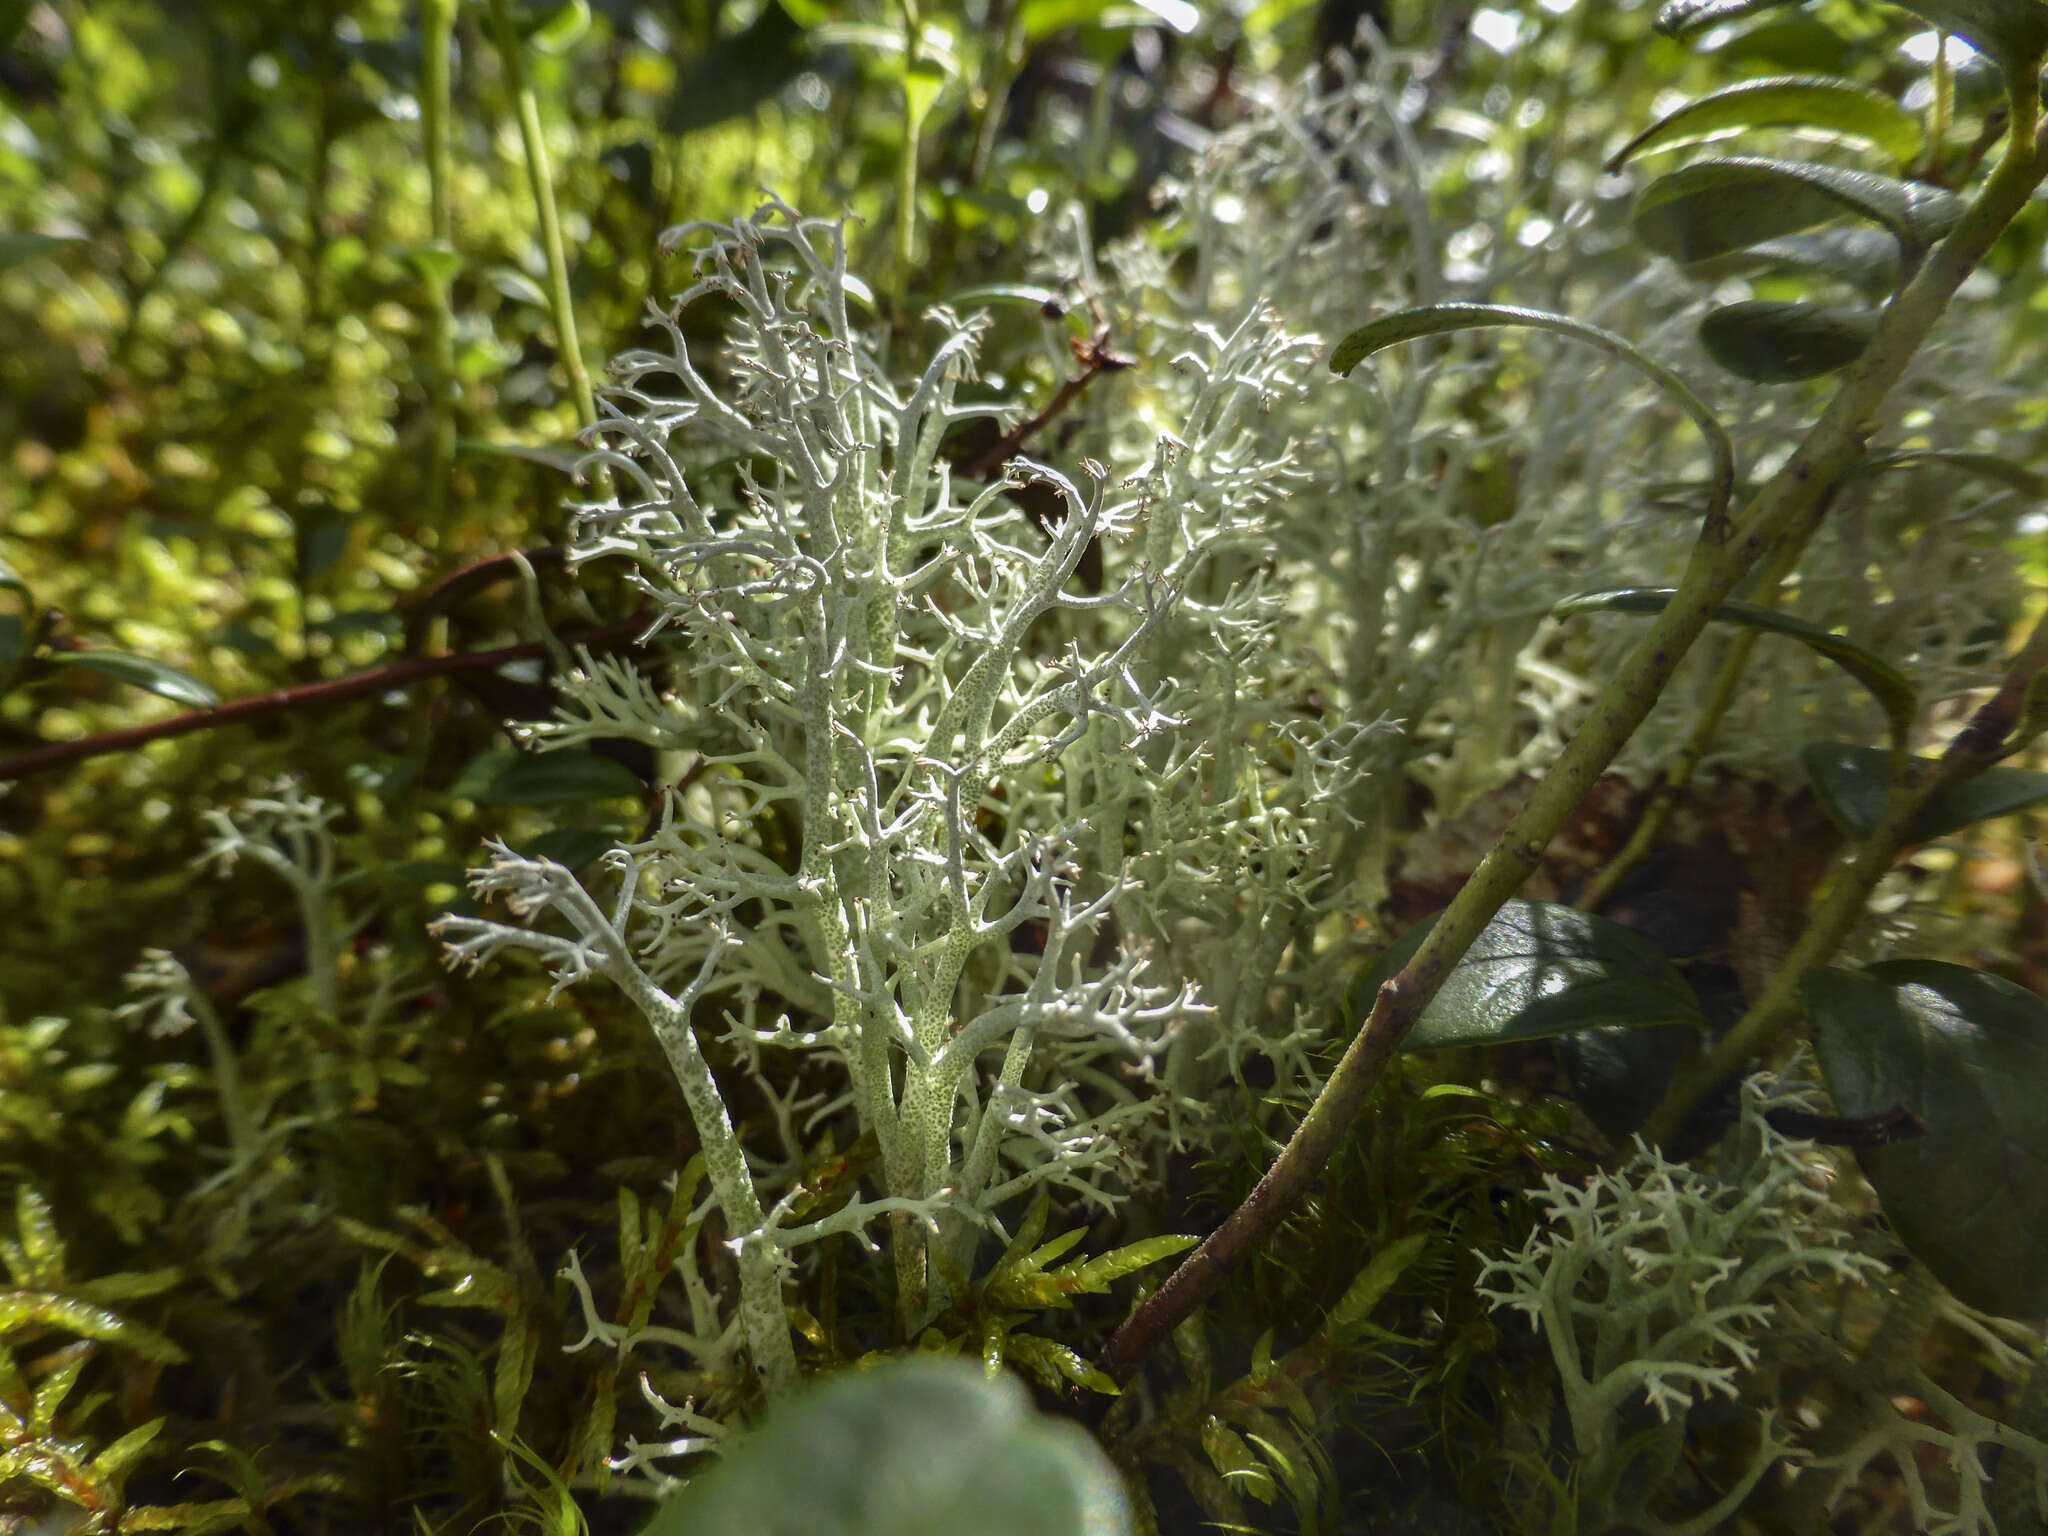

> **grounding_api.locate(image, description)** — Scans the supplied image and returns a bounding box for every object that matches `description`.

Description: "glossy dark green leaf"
[1807,961,2048,1319]
[1554,588,1916,743]
[46,651,220,709]
[665,1,811,136]
[1698,301,1879,382]
[1556,1024,1691,1139]
[1656,0,1805,37]
[1632,157,1963,263]
[1802,742,2048,840]
[1686,228,1902,298]
[639,1357,1131,1536]
[1889,0,2048,74]
[454,748,645,806]
[1606,76,1922,173]
[1330,304,1734,523]
[1352,900,1707,1052]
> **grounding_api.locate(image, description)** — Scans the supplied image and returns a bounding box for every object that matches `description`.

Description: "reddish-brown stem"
[0,613,652,781]
[955,332,1133,480]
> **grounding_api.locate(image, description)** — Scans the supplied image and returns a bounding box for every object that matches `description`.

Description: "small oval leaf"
[47,651,220,708]
[1808,961,2048,1319]
[1632,157,1963,263]
[1802,742,2048,840]
[1606,76,1922,173]
[1698,301,1879,382]
[1330,304,1735,525]
[1352,900,1707,1052]
[1554,588,1916,744]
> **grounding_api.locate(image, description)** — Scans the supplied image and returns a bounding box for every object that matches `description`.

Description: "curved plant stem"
[1103,107,2048,1384]
[484,0,596,432]
[1641,601,2048,1145]
[1575,508,1828,914]
[0,611,652,781]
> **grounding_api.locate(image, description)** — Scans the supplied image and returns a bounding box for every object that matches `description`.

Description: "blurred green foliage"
[2,0,2045,1531]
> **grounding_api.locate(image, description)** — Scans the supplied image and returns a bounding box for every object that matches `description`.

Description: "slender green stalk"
[421,0,459,524]
[892,0,926,330]
[1576,513,1825,914]
[484,0,596,431]
[1642,600,2048,1144]
[1925,32,1954,181]
[1105,105,2048,1382]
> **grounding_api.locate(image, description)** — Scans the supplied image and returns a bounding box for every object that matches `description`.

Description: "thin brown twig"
[955,329,1134,480]
[0,612,653,781]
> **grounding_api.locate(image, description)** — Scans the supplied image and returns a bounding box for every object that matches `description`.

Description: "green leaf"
[902,59,950,129]
[1631,157,1964,263]
[455,748,645,806]
[1848,448,2047,497]
[1802,742,2048,840]
[47,651,220,708]
[1686,227,1902,298]
[1201,1417,1278,1503]
[1556,1023,1693,1139]
[1352,900,1707,1052]
[12,1185,64,1285]
[1808,961,2048,1319]
[639,1358,1132,1535]
[0,1291,186,1363]
[1698,301,1879,382]
[1330,304,1735,525]
[1064,1234,1196,1294]
[665,1,810,136]
[1023,1227,1088,1273]
[1004,1333,1122,1395]
[88,1418,165,1486]
[1606,76,1922,173]
[1888,0,2048,75]
[1324,1234,1429,1341]
[1656,0,1806,37]
[0,232,82,271]
[1554,588,1917,744]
